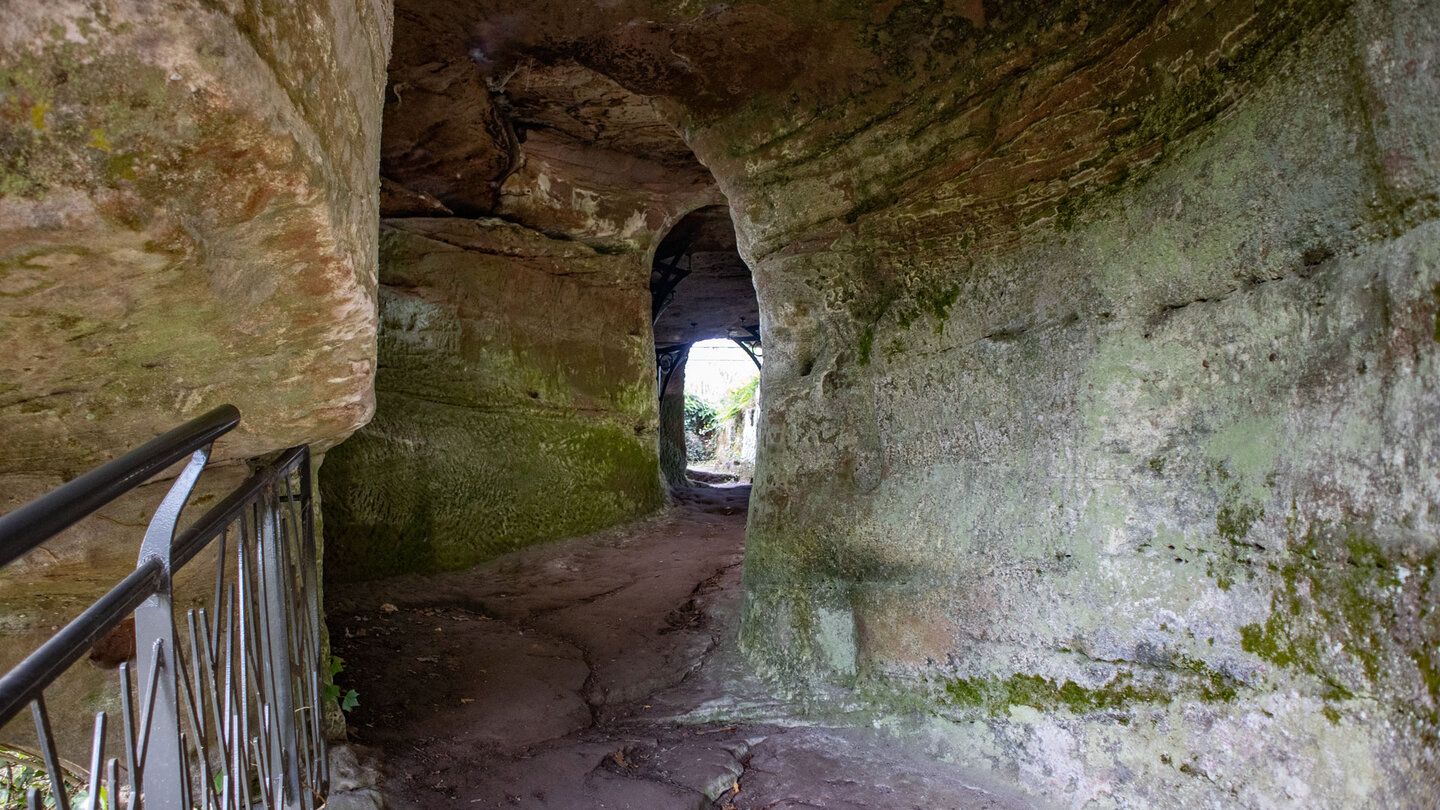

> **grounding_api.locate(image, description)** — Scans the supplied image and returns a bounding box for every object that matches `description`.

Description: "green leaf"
[717,376,759,421]
[341,690,360,712]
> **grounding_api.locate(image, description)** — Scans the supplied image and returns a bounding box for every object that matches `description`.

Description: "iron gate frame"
[0,405,328,810]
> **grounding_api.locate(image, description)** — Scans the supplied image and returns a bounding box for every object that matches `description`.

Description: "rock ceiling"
[651,205,758,347]
[382,3,762,347]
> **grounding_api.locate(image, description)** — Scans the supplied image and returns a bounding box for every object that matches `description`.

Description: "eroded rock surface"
[3,0,1436,805]
[332,23,732,577]
[327,485,1038,810]
[371,0,1440,805]
[0,0,392,481]
[710,2,1440,807]
[0,0,392,764]
[320,217,667,579]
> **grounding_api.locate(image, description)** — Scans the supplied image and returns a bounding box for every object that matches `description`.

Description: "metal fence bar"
[0,407,326,809]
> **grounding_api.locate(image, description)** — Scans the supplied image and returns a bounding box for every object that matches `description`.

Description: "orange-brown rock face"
[0,0,392,763]
[0,1,393,486]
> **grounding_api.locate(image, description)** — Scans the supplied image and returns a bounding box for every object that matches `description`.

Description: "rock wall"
[369,0,1436,800]
[0,0,392,759]
[659,350,689,487]
[670,0,1440,806]
[0,0,392,479]
[319,218,666,580]
[323,20,725,578]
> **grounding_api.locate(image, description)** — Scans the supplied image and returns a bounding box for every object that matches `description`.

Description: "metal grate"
[0,407,327,810]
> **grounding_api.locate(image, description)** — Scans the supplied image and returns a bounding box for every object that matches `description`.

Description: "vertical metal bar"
[233,513,250,760]
[199,755,213,810]
[251,731,272,809]
[186,610,209,746]
[118,662,139,807]
[224,718,239,810]
[133,604,179,806]
[247,504,276,798]
[294,452,326,800]
[198,612,231,791]
[26,787,41,810]
[30,696,71,810]
[177,731,192,806]
[136,639,163,771]
[220,585,236,759]
[135,447,210,810]
[211,525,228,662]
[278,474,314,804]
[86,712,106,810]
[173,627,211,773]
[234,720,250,810]
[104,759,118,810]
[258,484,302,809]
[247,501,276,809]
[236,510,254,807]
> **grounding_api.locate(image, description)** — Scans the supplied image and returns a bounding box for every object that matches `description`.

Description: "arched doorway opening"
[648,206,761,490]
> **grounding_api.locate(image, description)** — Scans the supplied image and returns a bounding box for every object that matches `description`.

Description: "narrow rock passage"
[327,484,1039,810]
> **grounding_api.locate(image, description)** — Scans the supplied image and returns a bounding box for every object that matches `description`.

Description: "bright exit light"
[687,339,758,405]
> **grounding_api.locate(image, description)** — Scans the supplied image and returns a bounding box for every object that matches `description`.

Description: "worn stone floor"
[326,483,1039,810]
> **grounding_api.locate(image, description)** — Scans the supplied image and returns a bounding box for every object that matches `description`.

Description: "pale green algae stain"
[1204,417,1282,501]
[0,30,195,201]
[378,285,644,411]
[757,49,1395,714]
[731,11,1438,805]
[814,605,858,678]
[856,326,875,365]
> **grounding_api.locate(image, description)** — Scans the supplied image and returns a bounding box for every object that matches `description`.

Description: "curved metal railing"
[0,406,327,810]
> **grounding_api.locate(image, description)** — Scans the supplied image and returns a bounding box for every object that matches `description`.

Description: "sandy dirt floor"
[326,483,1040,810]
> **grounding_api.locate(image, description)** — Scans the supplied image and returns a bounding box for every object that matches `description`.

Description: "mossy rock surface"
[322,219,666,580]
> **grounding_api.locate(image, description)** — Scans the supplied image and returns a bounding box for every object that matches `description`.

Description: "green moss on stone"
[321,395,665,581]
[1216,496,1264,546]
[929,285,960,324]
[1242,521,1435,702]
[940,660,1239,716]
[1055,197,1080,231]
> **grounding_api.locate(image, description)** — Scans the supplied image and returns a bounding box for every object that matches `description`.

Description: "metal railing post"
[134,448,210,810]
[0,406,329,810]
[259,484,303,809]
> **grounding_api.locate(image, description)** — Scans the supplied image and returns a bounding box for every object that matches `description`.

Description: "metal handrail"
[0,407,327,810]
[0,405,240,569]
[0,446,310,724]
